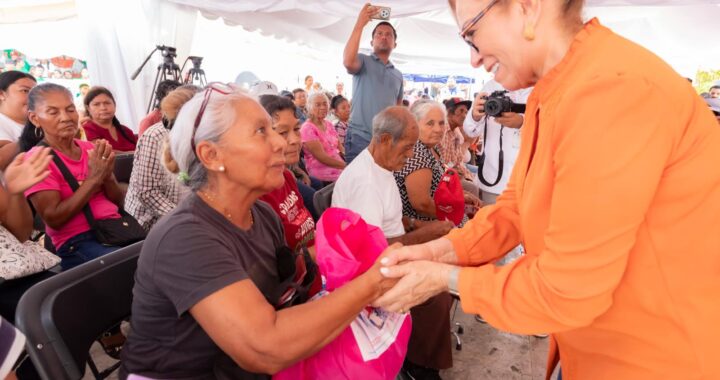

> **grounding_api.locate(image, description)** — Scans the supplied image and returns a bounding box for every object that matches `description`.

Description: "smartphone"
[371,6,391,20]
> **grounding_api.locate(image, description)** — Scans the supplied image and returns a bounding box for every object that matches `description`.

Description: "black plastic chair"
[15,241,143,380]
[312,182,335,217]
[113,153,134,184]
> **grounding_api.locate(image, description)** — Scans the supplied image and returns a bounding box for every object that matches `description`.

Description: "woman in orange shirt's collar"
[373,1,720,379]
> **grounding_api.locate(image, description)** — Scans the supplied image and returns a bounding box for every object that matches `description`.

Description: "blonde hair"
[160,85,202,175]
[161,85,201,122]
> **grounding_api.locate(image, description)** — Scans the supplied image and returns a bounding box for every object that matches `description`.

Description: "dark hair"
[330,95,348,110]
[292,88,306,96]
[83,86,133,143]
[154,80,182,109]
[711,85,720,91]
[18,83,73,152]
[0,70,36,93]
[259,95,297,117]
[79,83,90,89]
[372,21,397,40]
[280,90,294,100]
[304,75,313,82]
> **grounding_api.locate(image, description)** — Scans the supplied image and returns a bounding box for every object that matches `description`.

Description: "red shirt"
[260,170,315,250]
[83,120,137,152]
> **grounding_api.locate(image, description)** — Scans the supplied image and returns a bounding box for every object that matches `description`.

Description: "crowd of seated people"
[0,65,509,380]
[119,85,395,379]
[2,1,720,379]
[2,39,716,380]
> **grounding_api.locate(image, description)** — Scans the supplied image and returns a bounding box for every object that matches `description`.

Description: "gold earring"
[523,24,535,41]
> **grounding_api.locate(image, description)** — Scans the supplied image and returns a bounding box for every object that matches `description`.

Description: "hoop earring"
[34,127,44,139]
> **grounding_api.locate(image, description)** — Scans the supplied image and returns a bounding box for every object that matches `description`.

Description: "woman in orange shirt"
[374,0,720,379]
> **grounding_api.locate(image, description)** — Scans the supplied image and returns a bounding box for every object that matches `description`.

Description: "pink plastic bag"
[274,208,411,380]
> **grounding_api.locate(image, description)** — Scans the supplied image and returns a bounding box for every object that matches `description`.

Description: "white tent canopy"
[1,0,719,128]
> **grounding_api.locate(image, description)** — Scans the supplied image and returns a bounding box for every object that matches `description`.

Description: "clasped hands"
[370,238,460,314]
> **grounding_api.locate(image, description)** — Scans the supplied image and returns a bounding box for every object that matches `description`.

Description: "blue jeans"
[344,132,370,164]
[56,231,121,271]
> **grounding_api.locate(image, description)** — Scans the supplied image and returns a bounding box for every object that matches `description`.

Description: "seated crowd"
[0,66,486,379]
[1,4,717,379]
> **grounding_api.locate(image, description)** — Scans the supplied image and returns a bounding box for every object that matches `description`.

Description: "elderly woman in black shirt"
[120,84,396,379]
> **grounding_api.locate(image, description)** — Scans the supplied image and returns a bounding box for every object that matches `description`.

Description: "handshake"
[367,238,460,314]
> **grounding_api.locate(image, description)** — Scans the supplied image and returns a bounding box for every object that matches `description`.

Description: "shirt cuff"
[447,228,472,266]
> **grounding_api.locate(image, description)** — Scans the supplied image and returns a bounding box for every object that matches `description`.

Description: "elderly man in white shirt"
[464,80,532,204]
[332,106,453,244]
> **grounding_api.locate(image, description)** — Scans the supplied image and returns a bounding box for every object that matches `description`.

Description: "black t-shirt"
[120,193,285,380]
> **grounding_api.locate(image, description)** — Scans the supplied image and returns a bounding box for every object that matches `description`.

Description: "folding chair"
[113,153,134,184]
[312,182,335,216]
[15,241,143,380]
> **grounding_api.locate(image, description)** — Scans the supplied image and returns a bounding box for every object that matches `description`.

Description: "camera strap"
[477,117,504,187]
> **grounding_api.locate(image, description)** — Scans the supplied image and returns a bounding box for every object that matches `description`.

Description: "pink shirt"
[300,119,343,182]
[25,140,121,249]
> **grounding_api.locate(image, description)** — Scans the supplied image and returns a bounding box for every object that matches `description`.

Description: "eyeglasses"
[191,82,233,156]
[459,0,501,53]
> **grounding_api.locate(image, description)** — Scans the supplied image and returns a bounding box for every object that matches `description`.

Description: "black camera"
[483,90,526,117]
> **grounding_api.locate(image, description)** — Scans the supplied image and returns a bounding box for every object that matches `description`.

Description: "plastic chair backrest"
[114,153,134,184]
[312,182,335,217]
[15,241,142,380]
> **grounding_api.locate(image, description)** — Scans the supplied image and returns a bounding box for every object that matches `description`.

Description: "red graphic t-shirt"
[260,170,315,250]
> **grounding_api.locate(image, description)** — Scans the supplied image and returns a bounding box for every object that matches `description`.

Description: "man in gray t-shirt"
[343,4,404,163]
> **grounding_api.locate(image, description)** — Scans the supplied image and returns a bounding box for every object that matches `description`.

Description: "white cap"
[249,81,278,98]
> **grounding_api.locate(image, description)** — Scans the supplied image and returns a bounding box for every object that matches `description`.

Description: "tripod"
[131,45,182,114]
[182,56,207,87]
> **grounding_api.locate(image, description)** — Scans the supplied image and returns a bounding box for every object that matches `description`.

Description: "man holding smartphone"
[343,3,404,163]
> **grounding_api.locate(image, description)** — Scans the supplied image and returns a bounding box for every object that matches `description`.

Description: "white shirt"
[0,112,23,142]
[332,149,405,238]
[464,81,532,195]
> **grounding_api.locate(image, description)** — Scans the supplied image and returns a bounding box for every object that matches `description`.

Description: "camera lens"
[485,98,503,117]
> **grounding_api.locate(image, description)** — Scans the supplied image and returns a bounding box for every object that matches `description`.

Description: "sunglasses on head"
[190,82,233,156]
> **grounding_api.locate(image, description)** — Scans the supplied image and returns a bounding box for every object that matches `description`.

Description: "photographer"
[464,80,531,204]
[343,3,404,163]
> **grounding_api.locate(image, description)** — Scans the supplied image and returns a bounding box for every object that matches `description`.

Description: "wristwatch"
[448,267,460,297]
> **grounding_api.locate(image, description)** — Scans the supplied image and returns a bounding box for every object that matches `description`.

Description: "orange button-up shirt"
[448,19,720,380]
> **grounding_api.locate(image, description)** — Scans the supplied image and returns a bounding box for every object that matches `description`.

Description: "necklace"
[199,190,254,226]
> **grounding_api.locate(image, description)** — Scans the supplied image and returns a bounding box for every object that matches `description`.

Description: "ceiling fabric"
[1,0,718,126]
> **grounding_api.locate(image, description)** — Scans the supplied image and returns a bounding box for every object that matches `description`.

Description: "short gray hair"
[409,99,446,124]
[372,107,410,144]
[305,91,329,115]
[168,87,252,191]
